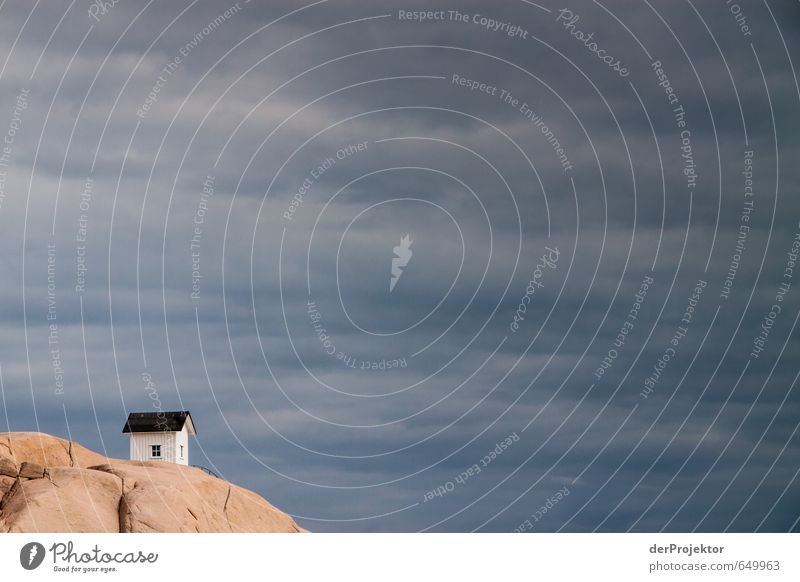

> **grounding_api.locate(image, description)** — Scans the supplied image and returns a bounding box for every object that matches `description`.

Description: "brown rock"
[0,476,15,502]
[0,432,109,468]
[0,477,19,510]
[94,462,299,533]
[18,462,45,479]
[0,432,303,533]
[0,467,121,533]
[0,458,17,478]
[225,482,303,533]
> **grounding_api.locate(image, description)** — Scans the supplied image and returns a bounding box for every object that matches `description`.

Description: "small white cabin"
[122,411,197,466]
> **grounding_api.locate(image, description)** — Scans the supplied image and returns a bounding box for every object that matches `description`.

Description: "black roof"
[122,411,196,434]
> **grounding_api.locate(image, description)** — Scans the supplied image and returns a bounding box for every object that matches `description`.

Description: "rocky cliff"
[0,432,303,533]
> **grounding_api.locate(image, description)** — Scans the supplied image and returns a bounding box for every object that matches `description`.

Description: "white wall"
[175,425,189,465]
[130,432,177,463]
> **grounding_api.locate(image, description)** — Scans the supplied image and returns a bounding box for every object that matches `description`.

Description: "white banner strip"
[1,533,798,581]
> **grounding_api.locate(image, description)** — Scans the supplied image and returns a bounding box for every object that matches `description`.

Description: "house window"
[180,445,184,458]
[151,445,161,458]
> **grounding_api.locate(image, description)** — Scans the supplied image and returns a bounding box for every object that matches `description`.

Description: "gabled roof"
[122,411,197,435]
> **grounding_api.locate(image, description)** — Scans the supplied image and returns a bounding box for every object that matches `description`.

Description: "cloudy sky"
[0,0,799,532]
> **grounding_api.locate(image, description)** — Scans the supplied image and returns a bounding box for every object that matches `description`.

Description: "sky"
[0,0,799,532]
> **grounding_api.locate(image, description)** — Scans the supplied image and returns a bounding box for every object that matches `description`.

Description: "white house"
[122,411,197,466]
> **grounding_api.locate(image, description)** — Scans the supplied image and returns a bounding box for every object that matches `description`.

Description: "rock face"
[0,432,303,533]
